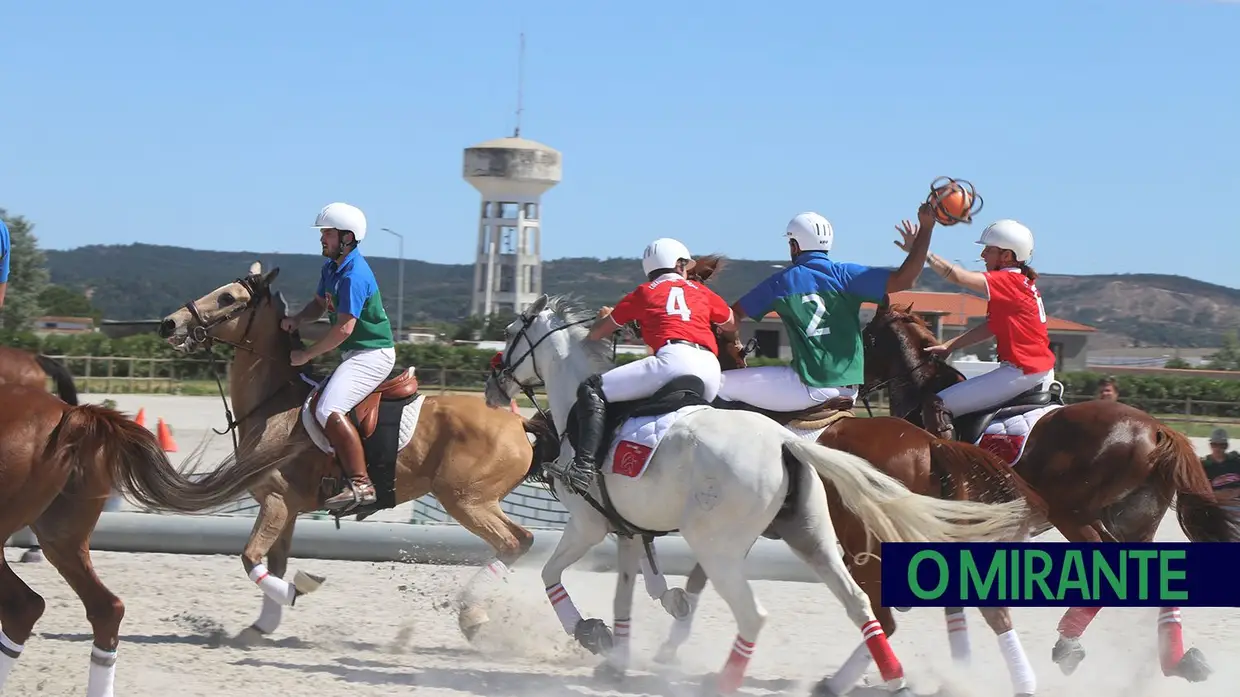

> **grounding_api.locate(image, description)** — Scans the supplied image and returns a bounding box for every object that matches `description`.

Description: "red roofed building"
[738,290,1096,372]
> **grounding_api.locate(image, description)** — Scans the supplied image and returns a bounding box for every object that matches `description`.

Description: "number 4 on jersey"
[666,286,692,321]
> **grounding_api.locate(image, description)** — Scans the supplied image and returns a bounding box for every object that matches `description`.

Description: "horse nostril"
[158,319,176,338]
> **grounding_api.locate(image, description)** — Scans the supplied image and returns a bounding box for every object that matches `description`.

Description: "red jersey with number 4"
[984,269,1056,374]
[610,276,733,355]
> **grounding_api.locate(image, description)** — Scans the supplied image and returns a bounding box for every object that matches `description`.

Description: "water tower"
[463,136,562,316]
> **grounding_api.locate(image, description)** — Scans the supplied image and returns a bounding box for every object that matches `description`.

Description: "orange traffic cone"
[134,408,146,427]
[156,418,178,452]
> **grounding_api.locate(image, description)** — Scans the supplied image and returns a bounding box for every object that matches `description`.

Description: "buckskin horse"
[483,292,1037,696]
[642,255,1055,696]
[0,345,79,405]
[860,299,1228,684]
[0,381,312,696]
[157,263,561,643]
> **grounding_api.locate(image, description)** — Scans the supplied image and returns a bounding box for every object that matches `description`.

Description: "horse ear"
[877,294,890,311]
[524,294,549,317]
[263,267,281,287]
[249,261,263,275]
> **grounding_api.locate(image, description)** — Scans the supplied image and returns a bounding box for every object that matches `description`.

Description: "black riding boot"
[564,374,608,493]
[923,396,957,441]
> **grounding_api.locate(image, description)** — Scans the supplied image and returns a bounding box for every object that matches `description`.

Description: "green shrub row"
[3,330,1237,408]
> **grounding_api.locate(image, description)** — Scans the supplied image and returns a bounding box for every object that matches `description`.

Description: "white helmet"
[976,219,1034,263]
[642,238,692,277]
[313,202,368,242]
[785,212,833,253]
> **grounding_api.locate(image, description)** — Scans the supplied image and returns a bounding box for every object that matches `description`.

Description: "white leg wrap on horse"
[824,640,874,695]
[248,563,296,606]
[610,618,631,667]
[252,595,283,634]
[461,559,509,605]
[996,629,1036,695]
[945,610,971,664]
[665,591,700,647]
[86,645,118,697]
[546,583,583,635]
[639,554,668,600]
[0,631,24,690]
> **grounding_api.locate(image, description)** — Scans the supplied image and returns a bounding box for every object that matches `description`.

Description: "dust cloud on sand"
[3,536,1237,696]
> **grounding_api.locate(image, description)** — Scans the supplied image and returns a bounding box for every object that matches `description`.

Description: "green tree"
[0,209,49,331]
[1205,332,1240,371]
[39,284,101,321]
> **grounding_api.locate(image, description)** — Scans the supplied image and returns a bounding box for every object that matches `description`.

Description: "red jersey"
[610,276,733,355]
[984,268,1057,374]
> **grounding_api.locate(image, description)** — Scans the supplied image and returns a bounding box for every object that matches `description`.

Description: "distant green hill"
[43,243,1240,348]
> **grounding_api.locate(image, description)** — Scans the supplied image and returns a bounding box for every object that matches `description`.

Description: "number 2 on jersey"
[666,286,691,321]
[802,293,831,336]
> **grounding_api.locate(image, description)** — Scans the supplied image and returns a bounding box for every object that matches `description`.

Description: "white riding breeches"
[314,346,397,427]
[935,362,1054,417]
[716,365,857,412]
[601,342,722,403]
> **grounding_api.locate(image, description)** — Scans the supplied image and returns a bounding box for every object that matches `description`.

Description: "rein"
[177,277,302,454]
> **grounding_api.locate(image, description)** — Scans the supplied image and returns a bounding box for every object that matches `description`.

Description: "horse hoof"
[1051,637,1085,675]
[458,606,489,643]
[809,678,838,697]
[890,688,916,697]
[19,548,43,564]
[573,618,613,655]
[593,661,626,683]
[894,607,911,613]
[1166,647,1212,682]
[293,570,326,595]
[661,588,692,619]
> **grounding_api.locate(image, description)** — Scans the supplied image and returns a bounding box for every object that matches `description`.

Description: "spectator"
[1202,428,1240,507]
[1096,376,1120,402]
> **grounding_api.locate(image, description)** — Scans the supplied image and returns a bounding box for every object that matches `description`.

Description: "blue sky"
[3,0,1236,287]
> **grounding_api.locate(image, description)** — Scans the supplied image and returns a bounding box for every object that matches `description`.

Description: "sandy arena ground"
[3,534,1237,697]
[2,393,1233,695]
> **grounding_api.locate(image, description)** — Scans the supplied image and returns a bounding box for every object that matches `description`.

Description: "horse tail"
[521,411,561,484]
[47,403,311,514]
[1150,424,1240,543]
[781,440,1034,554]
[34,354,79,406]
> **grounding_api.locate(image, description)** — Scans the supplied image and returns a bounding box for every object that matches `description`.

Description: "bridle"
[173,275,302,453]
[488,309,595,438]
[857,311,947,420]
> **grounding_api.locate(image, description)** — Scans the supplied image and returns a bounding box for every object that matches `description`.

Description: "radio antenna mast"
[513,30,526,138]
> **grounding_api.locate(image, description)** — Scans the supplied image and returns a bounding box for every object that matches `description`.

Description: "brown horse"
[861,299,1229,683]
[0,345,79,405]
[0,381,312,694]
[627,256,1053,696]
[156,263,561,642]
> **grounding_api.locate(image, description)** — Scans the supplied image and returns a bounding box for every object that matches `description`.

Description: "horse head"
[159,262,284,356]
[686,253,749,371]
[861,298,965,405]
[484,294,614,416]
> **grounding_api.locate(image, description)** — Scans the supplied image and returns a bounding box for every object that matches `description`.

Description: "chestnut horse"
[0,345,79,405]
[0,381,313,695]
[645,256,1055,697]
[157,263,561,643]
[862,300,1229,683]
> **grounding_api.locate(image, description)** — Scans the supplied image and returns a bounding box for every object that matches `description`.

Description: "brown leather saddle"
[307,367,421,439]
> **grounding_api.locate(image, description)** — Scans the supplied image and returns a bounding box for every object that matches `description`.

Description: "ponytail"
[1018,262,1038,282]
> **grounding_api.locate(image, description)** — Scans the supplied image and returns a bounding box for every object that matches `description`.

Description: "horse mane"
[540,294,616,370]
[875,301,967,387]
[687,253,727,283]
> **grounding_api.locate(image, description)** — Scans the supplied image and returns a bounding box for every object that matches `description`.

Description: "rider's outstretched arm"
[886,204,936,293]
[926,252,988,296]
